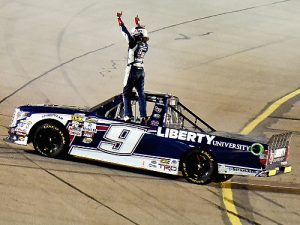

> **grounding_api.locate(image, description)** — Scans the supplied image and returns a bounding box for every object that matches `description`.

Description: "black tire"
[213,174,234,183]
[181,149,215,185]
[33,122,68,157]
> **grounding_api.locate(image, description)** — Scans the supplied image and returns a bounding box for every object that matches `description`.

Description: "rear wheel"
[181,149,215,185]
[33,123,68,157]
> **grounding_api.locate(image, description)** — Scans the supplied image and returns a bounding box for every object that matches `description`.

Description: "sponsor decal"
[157,97,164,104]
[19,120,32,125]
[69,128,82,136]
[86,116,98,123]
[268,148,286,164]
[160,159,170,164]
[82,137,93,144]
[158,158,179,172]
[250,143,264,155]
[171,160,177,165]
[218,164,261,176]
[18,136,25,141]
[157,127,215,145]
[158,164,177,172]
[157,127,254,151]
[213,140,250,151]
[15,127,27,136]
[145,158,179,173]
[68,121,83,136]
[83,122,97,133]
[271,156,285,163]
[16,131,27,136]
[150,120,160,126]
[83,131,94,138]
[257,171,268,177]
[148,160,157,168]
[42,114,63,120]
[16,111,30,121]
[273,148,286,158]
[154,106,162,113]
[169,97,177,106]
[153,113,161,119]
[71,114,85,122]
[15,120,32,133]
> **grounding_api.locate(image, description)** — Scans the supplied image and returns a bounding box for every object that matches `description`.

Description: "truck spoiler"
[264,132,293,176]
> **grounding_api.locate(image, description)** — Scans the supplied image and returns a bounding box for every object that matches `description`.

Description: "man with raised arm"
[117,11,149,124]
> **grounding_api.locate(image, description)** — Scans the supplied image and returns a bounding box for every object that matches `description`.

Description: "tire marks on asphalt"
[15,149,140,225]
[0,0,291,105]
[99,59,126,77]
[108,175,199,225]
[230,180,300,195]
[2,11,51,104]
[184,39,288,70]
[1,144,300,225]
[149,0,291,33]
[56,2,99,106]
[176,183,263,225]
[44,170,140,225]
[222,88,300,225]
[251,191,285,208]
[0,43,115,105]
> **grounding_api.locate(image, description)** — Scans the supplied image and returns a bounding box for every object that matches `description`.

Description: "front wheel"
[33,123,68,157]
[181,149,215,185]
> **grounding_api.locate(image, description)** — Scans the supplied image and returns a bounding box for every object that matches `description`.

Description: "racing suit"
[120,23,148,120]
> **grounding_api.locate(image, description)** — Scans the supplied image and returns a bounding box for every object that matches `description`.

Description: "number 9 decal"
[98,124,147,155]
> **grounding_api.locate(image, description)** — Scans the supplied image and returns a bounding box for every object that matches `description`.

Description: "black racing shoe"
[124,116,133,123]
[141,117,149,126]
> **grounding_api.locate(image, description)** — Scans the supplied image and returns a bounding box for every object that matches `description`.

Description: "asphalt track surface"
[0,0,300,224]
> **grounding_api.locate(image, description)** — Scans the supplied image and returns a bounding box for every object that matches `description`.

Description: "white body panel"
[69,146,180,175]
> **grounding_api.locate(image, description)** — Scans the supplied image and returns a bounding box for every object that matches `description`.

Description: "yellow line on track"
[221,88,300,225]
[240,89,300,135]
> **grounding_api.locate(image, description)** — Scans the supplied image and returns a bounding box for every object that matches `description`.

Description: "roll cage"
[89,92,215,133]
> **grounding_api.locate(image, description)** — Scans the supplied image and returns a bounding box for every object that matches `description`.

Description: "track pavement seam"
[18,151,140,225]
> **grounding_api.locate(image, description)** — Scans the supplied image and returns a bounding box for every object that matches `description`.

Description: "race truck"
[6,91,292,184]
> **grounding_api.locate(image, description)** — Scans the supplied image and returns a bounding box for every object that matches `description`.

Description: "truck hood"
[19,104,89,114]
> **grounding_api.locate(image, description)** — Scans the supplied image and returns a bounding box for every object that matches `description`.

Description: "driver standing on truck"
[117,11,149,124]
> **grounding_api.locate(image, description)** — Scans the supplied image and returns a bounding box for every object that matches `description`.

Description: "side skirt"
[69,146,180,175]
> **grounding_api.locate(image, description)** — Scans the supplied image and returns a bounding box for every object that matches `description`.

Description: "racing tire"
[213,174,234,183]
[33,122,68,158]
[181,149,215,185]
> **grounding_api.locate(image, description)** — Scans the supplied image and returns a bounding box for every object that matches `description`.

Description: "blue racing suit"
[120,24,148,119]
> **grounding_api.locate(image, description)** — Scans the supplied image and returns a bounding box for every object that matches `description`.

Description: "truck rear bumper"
[267,165,292,176]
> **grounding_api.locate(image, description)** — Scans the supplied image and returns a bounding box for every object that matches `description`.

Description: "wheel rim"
[185,151,213,181]
[36,128,62,155]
